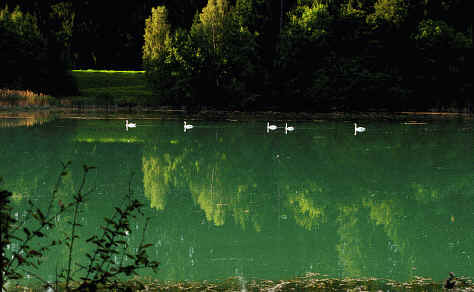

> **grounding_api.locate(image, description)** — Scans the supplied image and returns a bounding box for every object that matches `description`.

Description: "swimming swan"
[184,121,194,132]
[267,122,277,132]
[125,120,136,131]
[354,123,366,135]
[285,123,294,134]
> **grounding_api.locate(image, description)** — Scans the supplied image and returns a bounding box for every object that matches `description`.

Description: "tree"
[0,5,47,91]
[193,0,230,75]
[366,0,408,30]
[143,6,174,102]
[187,0,259,108]
[143,6,171,63]
[276,2,333,109]
[413,19,472,49]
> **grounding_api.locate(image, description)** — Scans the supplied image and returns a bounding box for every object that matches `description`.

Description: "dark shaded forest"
[0,0,472,111]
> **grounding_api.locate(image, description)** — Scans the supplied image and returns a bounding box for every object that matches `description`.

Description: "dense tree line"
[1,0,216,69]
[0,4,77,95]
[1,0,472,110]
[143,0,472,111]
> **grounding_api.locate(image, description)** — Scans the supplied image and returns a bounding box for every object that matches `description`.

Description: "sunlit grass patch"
[73,69,145,74]
[70,70,153,106]
[0,88,53,107]
[72,70,147,89]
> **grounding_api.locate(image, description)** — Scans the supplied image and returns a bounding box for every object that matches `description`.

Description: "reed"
[0,89,53,107]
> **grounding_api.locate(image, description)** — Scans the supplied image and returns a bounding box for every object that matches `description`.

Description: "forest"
[0,0,472,111]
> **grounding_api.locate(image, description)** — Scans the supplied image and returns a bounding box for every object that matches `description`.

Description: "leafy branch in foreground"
[76,173,160,291]
[1,164,160,292]
[1,162,73,290]
[64,164,97,290]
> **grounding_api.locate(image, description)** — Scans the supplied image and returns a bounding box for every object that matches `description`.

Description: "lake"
[1,112,473,286]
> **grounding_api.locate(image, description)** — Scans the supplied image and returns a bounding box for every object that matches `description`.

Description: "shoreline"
[6,274,474,292]
[0,106,473,122]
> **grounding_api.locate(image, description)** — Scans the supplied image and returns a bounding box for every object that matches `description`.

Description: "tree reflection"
[0,111,55,128]
[1,119,473,281]
[143,155,169,210]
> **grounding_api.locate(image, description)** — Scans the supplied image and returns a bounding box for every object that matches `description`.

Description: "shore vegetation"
[1,1,471,113]
[0,89,53,107]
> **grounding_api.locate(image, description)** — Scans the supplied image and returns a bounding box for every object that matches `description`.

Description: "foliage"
[50,1,75,49]
[143,6,171,65]
[143,6,186,105]
[0,5,46,91]
[143,0,260,109]
[0,162,72,289]
[0,163,159,291]
[367,0,408,28]
[188,0,232,106]
[138,0,471,112]
[2,0,471,111]
[75,173,160,291]
[413,19,472,49]
[0,4,78,97]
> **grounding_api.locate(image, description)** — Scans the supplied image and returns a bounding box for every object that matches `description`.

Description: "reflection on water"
[0,111,55,128]
[0,117,473,285]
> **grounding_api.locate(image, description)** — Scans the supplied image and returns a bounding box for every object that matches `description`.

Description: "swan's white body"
[267,122,277,132]
[184,121,194,132]
[285,123,294,134]
[126,120,136,131]
[354,123,366,135]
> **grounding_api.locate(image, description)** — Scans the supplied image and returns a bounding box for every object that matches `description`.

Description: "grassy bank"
[69,69,153,106]
[1,70,153,109]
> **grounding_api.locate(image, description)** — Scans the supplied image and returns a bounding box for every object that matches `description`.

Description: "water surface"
[1,114,473,284]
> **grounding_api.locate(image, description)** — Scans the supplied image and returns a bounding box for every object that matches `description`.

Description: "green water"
[1,115,473,285]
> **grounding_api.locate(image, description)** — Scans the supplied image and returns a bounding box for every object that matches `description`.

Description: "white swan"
[184,121,194,132]
[267,122,277,132]
[285,123,294,134]
[125,120,136,131]
[354,123,366,135]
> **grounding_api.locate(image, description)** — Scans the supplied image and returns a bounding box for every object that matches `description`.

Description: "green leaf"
[28,250,42,257]
[33,231,45,237]
[86,235,97,242]
[23,227,31,236]
[104,218,115,225]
